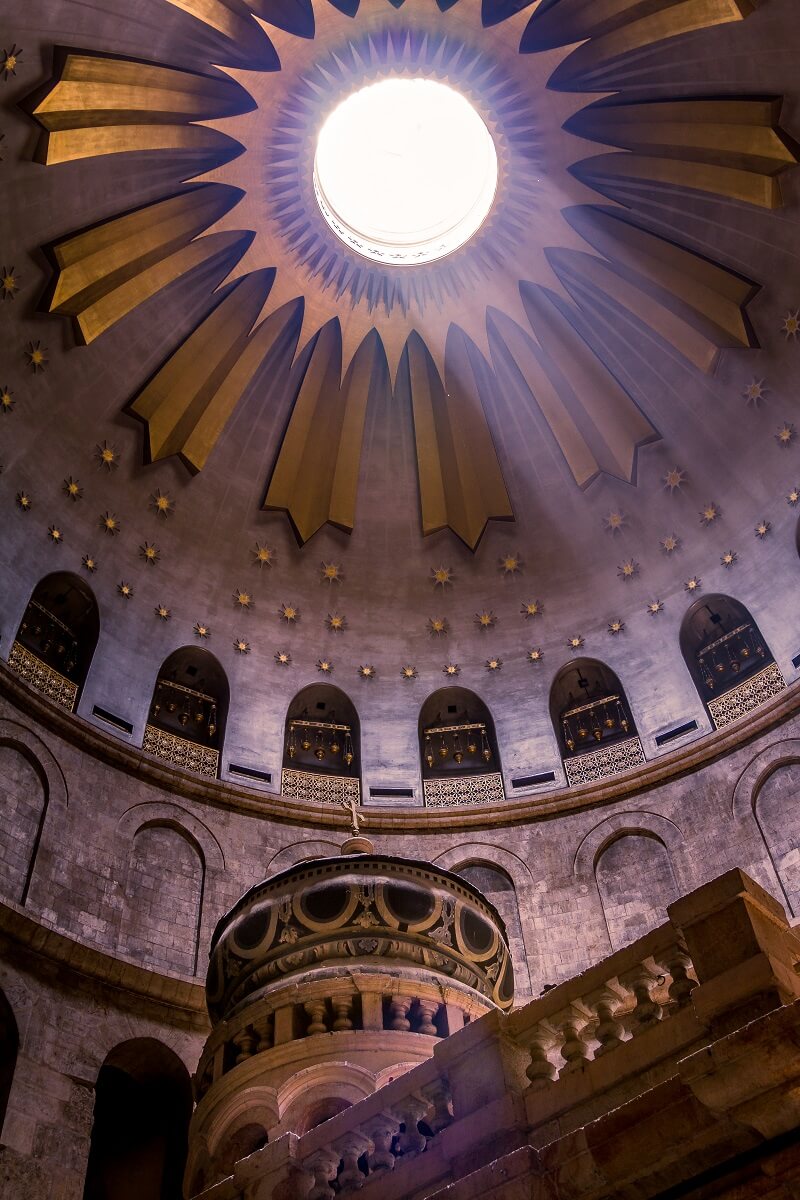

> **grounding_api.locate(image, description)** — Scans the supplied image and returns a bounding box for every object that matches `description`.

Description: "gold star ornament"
[664,467,687,493]
[485,657,503,672]
[151,490,174,517]
[527,647,544,663]
[326,612,347,632]
[567,635,584,649]
[140,542,160,565]
[608,619,625,635]
[155,604,171,620]
[787,488,800,506]
[661,533,680,554]
[233,589,253,609]
[431,566,454,587]
[100,512,120,535]
[1,267,18,300]
[743,378,767,405]
[618,559,639,581]
[684,576,702,592]
[317,659,333,673]
[274,649,291,666]
[0,386,13,413]
[25,341,47,372]
[443,663,460,676]
[755,520,772,538]
[279,602,299,622]
[234,638,251,654]
[1,46,22,80]
[499,552,523,574]
[400,665,418,680]
[48,525,63,544]
[604,511,626,533]
[647,599,664,616]
[117,581,133,599]
[82,553,98,573]
[721,550,738,568]
[776,423,796,447]
[428,616,448,636]
[521,599,543,618]
[358,664,375,679]
[252,543,275,567]
[194,621,210,639]
[781,310,800,339]
[475,610,496,629]
[321,562,342,583]
[62,476,82,501]
[96,441,119,470]
[700,502,720,525]
[15,491,31,511]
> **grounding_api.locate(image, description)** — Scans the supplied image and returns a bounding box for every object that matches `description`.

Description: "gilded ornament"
[443,663,460,676]
[431,566,454,588]
[321,562,342,583]
[400,665,418,680]
[664,467,687,493]
[567,635,584,649]
[647,599,664,616]
[788,488,800,506]
[150,490,174,517]
[317,659,333,673]
[140,542,160,565]
[1,46,22,81]
[62,476,82,501]
[776,423,796,446]
[326,612,347,632]
[521,599,543,618]
[475,611,496,629]
[82,553,98,572]
[25,341,47,372]
[700,502,720,525]
[755,520,772,538]
[661,533,680,554]
[117,581,133,599]
[15,491,31,511]
[721,550,738,568]
[279,602,299,622]
[608,619,625,635]
[234,638,251,654]
[233,589,252,609]
[47,525,63,544]
[194,621,210,638]
[617,559,639,581]
[604,511,626,534]
[1,387,14,413]
[684,576,702,592]
[781,311,800,339]
[428,617,448,636]
[499,553,523,574]
[100,511,120,535]
[485,657,502,672]
[155,604,171,620]
[527,647,543,663]
[252,542,275,567]
[743,378,767,405]
[95,441,119,470]
[274,649,292,665]
[1,267,18,300]
[357,664,375,679]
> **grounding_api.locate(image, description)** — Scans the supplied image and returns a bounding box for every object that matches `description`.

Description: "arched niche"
[0,987,19,1139]
[595,832,678,951]
[11,572,99,710]
[680,594,777,724]
[753,762,800,917]
[418,688,501,806]
[281,684,361,806]
[145,647,229,778]
[82,1038,192,1200]
[452,862,531,997]
[550,659,637,760]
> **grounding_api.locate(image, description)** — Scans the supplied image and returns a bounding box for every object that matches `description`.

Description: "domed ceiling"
[2,0,800,791]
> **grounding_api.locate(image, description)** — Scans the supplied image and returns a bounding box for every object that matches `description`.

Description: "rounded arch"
[265,839,342,874]
[277,1061,377,1135]
[550,658,637,761]
[0,987,19,1139]
[573,810,685,881]
[147,646,230,772]
[83,1037,192,1200]
[116,802,225,874]
[0,720,68,907]
[732,741,800,919]
[283,683,360,779]
[418,686,500,780]
[14,571,99,701]
[732,739,800,822]
[680,593,774,709]
[432,841,534,888]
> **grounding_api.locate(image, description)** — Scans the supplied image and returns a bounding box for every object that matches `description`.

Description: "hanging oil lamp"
[343,730,354,767]
[314,728,326,760]
[301,725,311,752]
[453,731,464,765]
[425,734,434,769]
[287,728,297,759]
[481,729,492,762]
[467,732,478,755]
[207,704,217,740]
[438,734,449,760]
[330,731,341,755]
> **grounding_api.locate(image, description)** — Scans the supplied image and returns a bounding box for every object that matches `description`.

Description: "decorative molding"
[281,768,360,806]
[142,723,219,777]
[564,736,646,787]
[423,773,505,808]
[7,641,77,711]
[708,662,787,731]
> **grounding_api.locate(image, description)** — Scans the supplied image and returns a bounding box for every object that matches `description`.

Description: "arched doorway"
[550,659,644,786]
[10,572,99,711]
[679,594,784,730]
[144,648,229,778]
[82,1039,192,1200]
[418,687,503,807]
[281,684,361,807]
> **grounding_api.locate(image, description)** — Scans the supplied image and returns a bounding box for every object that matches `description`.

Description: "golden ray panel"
[27,0,799,549]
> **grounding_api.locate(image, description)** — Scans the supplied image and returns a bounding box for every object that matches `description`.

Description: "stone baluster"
[553,1001,593,1076]
[231,1025,258,1065]
[420,1076,453,1134]
[332,996,354,1031]
[388,995,412,1032]
[392,1095,429,1158]
[585,982,628,1057]
[304,999,329,1036]
[654,942,698,1008]
[333,1131,370,1192]
[364,1113,401,1173]
[303,1148,342,1200]
[524,1021,558,1087]
[414,999,439,1036]
[618,961,663,1034]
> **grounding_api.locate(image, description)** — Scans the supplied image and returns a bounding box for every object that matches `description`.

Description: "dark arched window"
[144,648,229,778]
[281,684,360,805]
[0,988,19,1138]
[680,595,778,727]
[10,572,99,710]
[550,659,643,785]
[82,1038,191,1200]
[418,688,503,806]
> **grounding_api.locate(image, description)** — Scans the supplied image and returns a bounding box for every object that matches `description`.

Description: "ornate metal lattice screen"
[563,735,646,787]
[281,768,360,806]
[142,723,219,777]
[707,662,787,730]
[423,772,505,808]
[8,640,78,711]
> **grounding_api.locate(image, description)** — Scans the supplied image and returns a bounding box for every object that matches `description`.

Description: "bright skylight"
[314,78,498,266]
